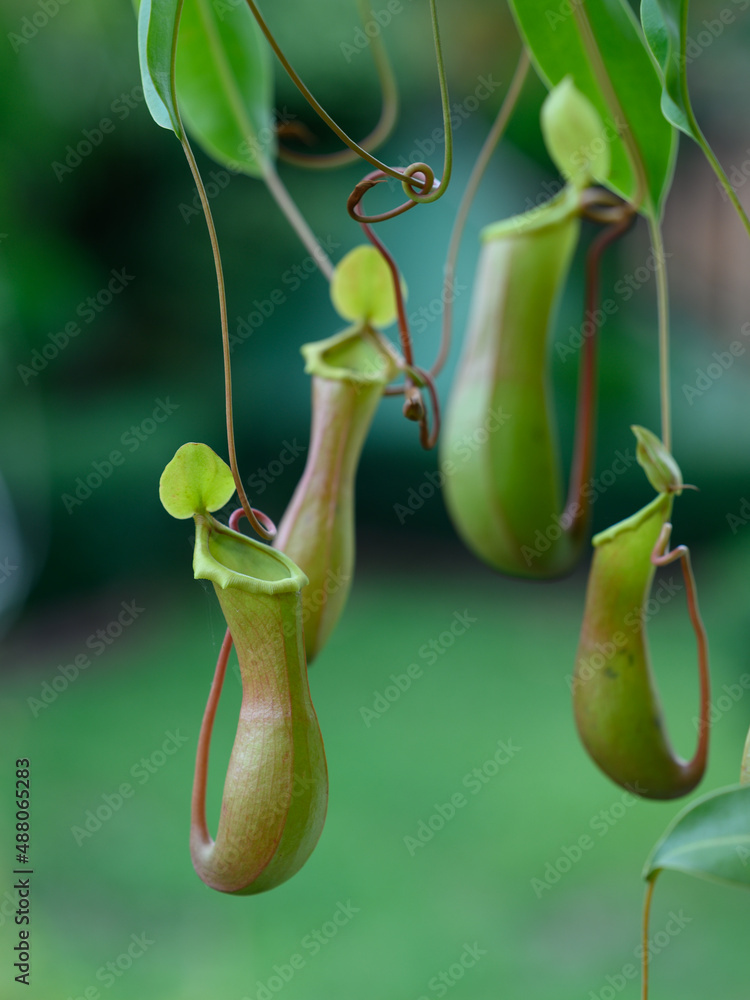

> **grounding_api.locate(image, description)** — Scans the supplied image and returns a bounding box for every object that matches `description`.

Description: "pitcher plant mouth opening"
[194,513,308,593]
[302,323,397,387]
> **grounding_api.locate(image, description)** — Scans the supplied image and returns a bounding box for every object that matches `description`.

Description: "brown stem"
[650,522,711,783]
[191,626,233,851]
[355,211,413,368]
[347,167,434,225]
[641,875,658,1000]
[564,208,635,540]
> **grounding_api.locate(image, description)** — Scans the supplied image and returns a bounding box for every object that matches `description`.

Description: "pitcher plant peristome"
[274,247,398,663]
[572,427,710,800]
[160,443,328,893]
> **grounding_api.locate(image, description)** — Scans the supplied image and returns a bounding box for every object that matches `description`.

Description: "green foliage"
[508,0,676,214]
[175,0,275,176]
[644,784,750,889]
[137,0,184,139]
[640,0,695,137]
[640,0,750,234]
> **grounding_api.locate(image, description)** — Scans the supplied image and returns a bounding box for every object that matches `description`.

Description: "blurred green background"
[1,0,750,997]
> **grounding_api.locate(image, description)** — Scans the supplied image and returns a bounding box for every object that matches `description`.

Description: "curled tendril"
[244,0,452,213]
[346,167,438,225]
[229,505,278,539]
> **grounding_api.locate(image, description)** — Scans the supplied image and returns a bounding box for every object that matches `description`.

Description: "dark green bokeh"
[2,0,750,996]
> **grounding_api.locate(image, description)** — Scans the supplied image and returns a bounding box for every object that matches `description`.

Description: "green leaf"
[175,0,274,177]
[137,0,184,139]
[159,442,236,519]
[507,0,676,215]
[640,0,750,238]
[330,245,404,329]
[541,76,611,187]
[644,784,750,889]
[640,0,696,138]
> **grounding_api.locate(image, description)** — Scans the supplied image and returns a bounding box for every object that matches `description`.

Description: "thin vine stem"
[180,134,273,540]
[191,624,233,851]
[431,47,530,379]
[357,214,413,368]
[277,0,399,170]
[648,215,671,452]
[565,206,635,538]
[191,0,332,282]
[423,0,452,205]
[262,162,334,280]
[244,0,452,210]
[685,108,750,242]
[641,875,658,1000]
